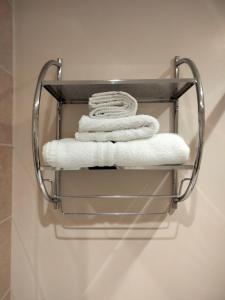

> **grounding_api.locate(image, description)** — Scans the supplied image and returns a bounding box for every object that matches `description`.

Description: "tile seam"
[0,216,11,226]
[0,288,10,300]
[0,65,12,76]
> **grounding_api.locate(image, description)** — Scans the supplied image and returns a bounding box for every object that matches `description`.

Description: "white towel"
[89,91,138,118]
[75,115,160,142]
[43,134,190,170]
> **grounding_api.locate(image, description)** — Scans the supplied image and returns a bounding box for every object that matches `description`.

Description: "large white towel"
[75,115,160,142]
[89,91,138,118]
[43,134,190,170]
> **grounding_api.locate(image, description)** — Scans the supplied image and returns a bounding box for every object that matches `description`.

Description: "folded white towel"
[75,127,156,142]
[89,91,138,118]
[78,115,158,132]
[43,134,190,170]
[75,115,159,142]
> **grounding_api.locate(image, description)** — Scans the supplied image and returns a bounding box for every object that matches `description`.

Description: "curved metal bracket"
[175,57,205,202]
[32,58,62,202]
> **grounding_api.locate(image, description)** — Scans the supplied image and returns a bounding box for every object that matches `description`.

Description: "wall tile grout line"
[10,1,15,298]
[0,288,10,300]
[11,218,47,300]
[7,0,13,8]
[0,1,13,299]
[0,143,13,148]
[0,65,12,77]
[0,216,11,226]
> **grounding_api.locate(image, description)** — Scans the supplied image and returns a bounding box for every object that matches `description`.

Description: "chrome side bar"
[32,59,62,202]
[175,57,205,201]
[172,56,180,205]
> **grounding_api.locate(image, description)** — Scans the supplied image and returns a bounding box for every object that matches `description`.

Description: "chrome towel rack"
[32,56,205,215]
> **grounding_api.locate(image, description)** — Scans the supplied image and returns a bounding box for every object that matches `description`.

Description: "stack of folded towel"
[43,91,190,169]
[75,91,159,142]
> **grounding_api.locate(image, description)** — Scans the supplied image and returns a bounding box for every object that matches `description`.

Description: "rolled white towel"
[43,134,190,170]
[75,114,159,142]
[89,91,138,118]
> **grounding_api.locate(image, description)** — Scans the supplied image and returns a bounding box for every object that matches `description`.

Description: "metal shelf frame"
[32,56,205,215]
[42,78,196,103]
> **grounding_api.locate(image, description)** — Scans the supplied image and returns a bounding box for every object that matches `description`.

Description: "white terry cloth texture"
[75,114,160,142]
[78,114,159,132]
[75,127,156,142]
[89,91,138,118]
[43,134,190,170]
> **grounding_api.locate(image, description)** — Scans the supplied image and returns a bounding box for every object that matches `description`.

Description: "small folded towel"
[43,134,190,170]
[75,114,160,142]
[89,91,138,118]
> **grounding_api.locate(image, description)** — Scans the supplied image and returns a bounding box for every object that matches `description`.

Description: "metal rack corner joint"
[32,56,205,216]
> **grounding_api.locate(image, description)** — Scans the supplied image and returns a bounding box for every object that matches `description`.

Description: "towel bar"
[32,56,205,215]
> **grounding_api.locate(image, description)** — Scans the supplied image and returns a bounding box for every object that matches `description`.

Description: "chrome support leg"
[172,56,180,206]
[54,102,63,209]
[54,58,63,209]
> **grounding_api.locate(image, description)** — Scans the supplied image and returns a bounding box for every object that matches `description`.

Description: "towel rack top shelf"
[42,78,196,103]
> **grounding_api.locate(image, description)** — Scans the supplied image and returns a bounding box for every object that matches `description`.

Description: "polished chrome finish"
[175,58,205,202]
[178,177,191,196]
[56,193,179,199]
[172,56,180,203]
[40,164,194,171]
[61,99,173,104]
[54,60,63,208]
[57,58,62,80]
[42,78,195,103]
[61,210,168,216]
[54,102,62,205]
[32,59,62,202]
[174,56,180,78]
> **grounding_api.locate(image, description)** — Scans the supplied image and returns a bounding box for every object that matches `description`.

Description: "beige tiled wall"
[11,1,225,299]
[0,0,13,300]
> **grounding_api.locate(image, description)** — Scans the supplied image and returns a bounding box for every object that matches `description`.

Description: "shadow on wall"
[32,64,204,241]
[36,171,198,240]
[204,93,225,140]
